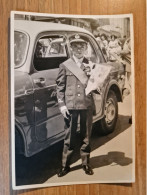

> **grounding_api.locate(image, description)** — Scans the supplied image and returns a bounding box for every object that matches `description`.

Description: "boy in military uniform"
[56,34,95,177]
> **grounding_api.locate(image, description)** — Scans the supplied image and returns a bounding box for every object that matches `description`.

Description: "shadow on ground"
[70,151,132,172]
[15,114,132,186]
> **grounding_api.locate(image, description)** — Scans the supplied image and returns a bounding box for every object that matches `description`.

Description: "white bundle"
[85,64,112,95]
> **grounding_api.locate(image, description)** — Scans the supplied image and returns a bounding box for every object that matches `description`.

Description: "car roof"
[14,20,93,36]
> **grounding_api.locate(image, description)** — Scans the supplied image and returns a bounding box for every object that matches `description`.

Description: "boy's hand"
[84,66,91,75]
[83,61,95,75]
[61,108,70,120]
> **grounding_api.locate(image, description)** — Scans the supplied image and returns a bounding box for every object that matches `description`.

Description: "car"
[14,20,125,157]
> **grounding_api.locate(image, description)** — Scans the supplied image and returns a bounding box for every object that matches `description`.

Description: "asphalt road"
[15,95,134,187]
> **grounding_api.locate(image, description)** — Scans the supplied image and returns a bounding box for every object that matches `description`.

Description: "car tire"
[98,90,118,135]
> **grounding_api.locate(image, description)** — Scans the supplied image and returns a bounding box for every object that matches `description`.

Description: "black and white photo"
[11,11,135,190]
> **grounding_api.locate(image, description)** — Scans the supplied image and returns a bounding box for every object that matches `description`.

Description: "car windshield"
[14,31,29,68]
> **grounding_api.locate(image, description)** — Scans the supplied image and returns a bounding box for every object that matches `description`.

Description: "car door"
[31,34,68,142]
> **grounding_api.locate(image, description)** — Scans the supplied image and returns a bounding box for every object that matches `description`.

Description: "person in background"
[100,34,109,49]
[100,34,109,60]
[108,35,122,61]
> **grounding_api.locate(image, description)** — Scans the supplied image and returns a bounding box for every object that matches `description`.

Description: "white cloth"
[60,106,68,112]
[85,64,112,95]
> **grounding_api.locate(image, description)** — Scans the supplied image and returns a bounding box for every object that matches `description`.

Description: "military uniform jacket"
[56,57,95,110]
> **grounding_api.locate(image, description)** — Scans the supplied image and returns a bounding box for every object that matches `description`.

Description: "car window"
[33,35,68,71]
[83,35,106,63]
[14,31,29,68]
[84,42,99,63]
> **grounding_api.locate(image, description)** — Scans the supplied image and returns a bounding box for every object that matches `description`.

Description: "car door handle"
[25,89,34,95]
[34,78,46,85]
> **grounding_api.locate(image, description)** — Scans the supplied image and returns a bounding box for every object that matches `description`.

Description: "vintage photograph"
[11,11,134,190]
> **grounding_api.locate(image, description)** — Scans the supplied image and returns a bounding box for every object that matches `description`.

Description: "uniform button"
[70,73,72,75]
[77,85,80,88]
[78,94,80,97]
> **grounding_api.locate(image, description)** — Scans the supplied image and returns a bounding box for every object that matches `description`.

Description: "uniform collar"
[72,55,84,64]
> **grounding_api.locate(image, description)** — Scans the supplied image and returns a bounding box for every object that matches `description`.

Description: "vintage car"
[14,20,125,157]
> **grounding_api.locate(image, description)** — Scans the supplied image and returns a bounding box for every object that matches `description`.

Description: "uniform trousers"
[62,108,93,168]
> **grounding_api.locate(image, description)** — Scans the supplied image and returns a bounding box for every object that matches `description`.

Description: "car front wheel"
[99,90,118,135]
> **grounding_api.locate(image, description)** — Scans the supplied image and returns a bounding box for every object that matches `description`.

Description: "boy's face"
[70,42,87,59]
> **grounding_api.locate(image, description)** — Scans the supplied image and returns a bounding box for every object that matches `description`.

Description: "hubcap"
[105,98,116,124]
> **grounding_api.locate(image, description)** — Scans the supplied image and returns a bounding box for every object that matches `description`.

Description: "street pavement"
[45,94,134,185]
